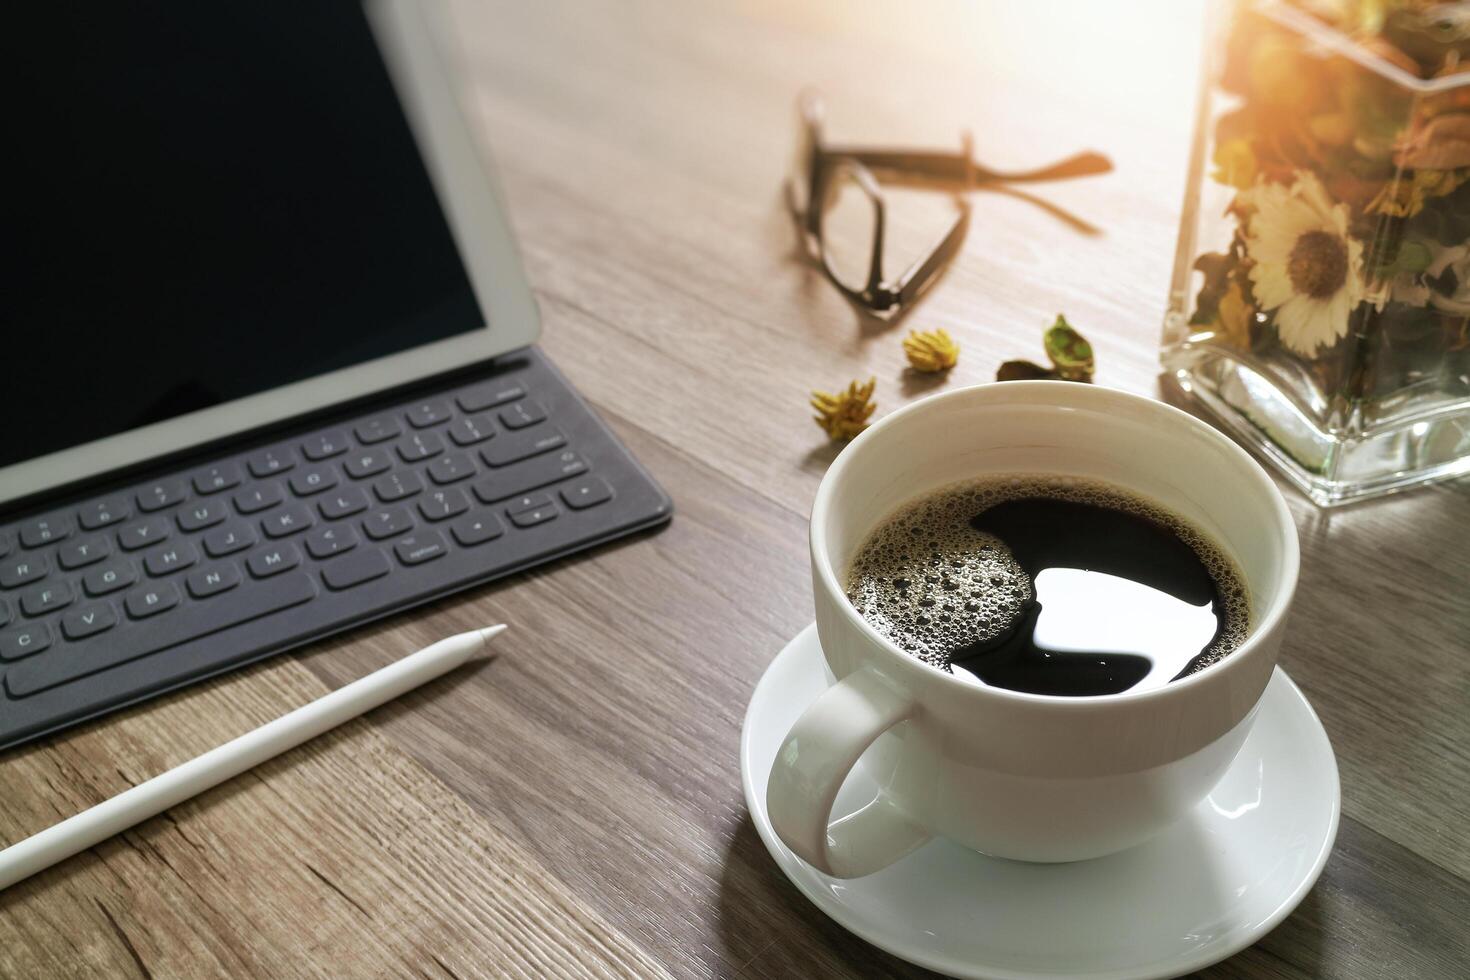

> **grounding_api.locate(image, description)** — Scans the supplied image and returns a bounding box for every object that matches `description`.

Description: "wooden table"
[3,1,1467,976]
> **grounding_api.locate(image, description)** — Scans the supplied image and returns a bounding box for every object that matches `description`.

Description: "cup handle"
[766,666,932,877]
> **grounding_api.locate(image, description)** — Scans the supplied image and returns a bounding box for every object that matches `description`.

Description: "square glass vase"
[1164,0,1470,506]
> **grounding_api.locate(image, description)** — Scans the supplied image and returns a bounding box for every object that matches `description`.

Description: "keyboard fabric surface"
[0,348,670,750]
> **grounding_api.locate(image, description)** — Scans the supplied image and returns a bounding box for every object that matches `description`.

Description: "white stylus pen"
[0,624,506,892]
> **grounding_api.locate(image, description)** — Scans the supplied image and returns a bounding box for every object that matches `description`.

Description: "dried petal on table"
[995,360,1058,382]
[811,377,877,441]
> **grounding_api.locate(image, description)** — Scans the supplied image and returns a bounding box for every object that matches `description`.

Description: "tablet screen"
[5,4,486,470]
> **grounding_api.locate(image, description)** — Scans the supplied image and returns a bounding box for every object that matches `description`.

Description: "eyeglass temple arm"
[825,145,1111,188]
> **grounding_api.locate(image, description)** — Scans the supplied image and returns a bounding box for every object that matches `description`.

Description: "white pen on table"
[0,625,506,892]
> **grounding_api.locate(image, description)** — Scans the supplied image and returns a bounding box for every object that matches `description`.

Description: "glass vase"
[1164,0,1470,506]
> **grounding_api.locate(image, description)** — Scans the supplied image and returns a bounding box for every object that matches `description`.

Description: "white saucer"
[740,624,1340,980]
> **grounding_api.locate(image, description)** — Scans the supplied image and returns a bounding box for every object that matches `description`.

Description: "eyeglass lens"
[819,170,880,294]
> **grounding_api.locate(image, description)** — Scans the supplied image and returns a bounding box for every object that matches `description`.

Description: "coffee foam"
[844,475,1251,678]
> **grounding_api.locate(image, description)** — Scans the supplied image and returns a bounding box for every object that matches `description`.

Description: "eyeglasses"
[786,91,1112,318]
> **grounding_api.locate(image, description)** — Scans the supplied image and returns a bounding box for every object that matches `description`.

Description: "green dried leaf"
[1043,314,1095,382]
[1395,240,1432,275]
[996,360,1057,382]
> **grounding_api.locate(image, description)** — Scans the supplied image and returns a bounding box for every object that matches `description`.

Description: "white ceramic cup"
[767,381,1299,877]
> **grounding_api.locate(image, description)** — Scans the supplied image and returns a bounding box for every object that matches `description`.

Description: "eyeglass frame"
[786,91,1112,317]
[787,96,971,316]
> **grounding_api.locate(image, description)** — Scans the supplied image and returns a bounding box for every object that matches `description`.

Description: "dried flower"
[811,377,877,441]
[902,328,960,373]
[995,315,1095,383]
[1395,113,1470,169]
[1242,172,1364,357]
[1043,315,1095,381]
[1366,168,1470,216]
[1212,138,1258,189]
[1217,279,1257,351]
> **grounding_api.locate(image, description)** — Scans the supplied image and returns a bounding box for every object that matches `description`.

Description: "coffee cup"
[767,381,1299,877]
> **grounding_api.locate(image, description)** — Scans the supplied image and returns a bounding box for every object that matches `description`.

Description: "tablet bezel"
[0,0,539,507]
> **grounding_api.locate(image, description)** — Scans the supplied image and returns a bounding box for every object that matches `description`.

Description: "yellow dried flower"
[811,377,876,441]
[1211,138,1257,189]
[1368,168,1470,217]
[902,328,960,373]
[1217,279,1255,351]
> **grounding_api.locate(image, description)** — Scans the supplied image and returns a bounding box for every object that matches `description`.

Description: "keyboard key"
[406,400,452,428]
[247,447,296,477]
[7,573,315,697]
[58,536,111,570]
[125,582,181,619]
[306,525,359,560]
[0,623,51,662]
[506,492,554,515]
[20,581,73,617]
[448,413,497,447]
[373,471,422,502]
[20,516,72,548]
[137,479,188,512]
[427,453,476,485]
[321,547,391,590]
[203,522,256,558]
[450,513,504,547]
[187,563,241,599]
[457,381,526,413]
[472,452,588,503]
[290,466,339,497]
[83,559,138,596]
[78,499,131,530]
[192,462,243,495]
[262,504,314,539]
[393,531,448,566]
[320,487,370,520]
[561,476,614,510]
[233,483,284,515]
[345,449,393,480]
[419,488,470,522]
[302,430,350,461]
[397,431,444,462]
[509,504,559,528]
[0,533,10,559]
[363,507,414,540]
[118,517,170,551]
[499,400,547,430]
[1,555,49,589]
[178,500,229,532]
[483,428,566,467]
[62,603,117,641]
[0,599,9,627]
[144,541,199,577]
[355,415,402,444]
[247,544,302,578]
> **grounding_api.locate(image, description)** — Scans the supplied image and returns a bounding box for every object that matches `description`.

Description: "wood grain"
[3,0,1467,977]
[0,644,672,979]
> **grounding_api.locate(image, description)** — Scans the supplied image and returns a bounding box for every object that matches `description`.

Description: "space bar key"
[6,572,317,698]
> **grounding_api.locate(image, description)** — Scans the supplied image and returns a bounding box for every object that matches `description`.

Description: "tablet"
[2,0,539,506]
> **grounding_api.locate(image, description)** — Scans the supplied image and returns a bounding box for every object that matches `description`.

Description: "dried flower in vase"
[811,377,877,441]
[903,328,960,373]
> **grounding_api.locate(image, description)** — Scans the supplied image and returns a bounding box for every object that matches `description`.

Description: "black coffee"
[845,476,1249,697]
